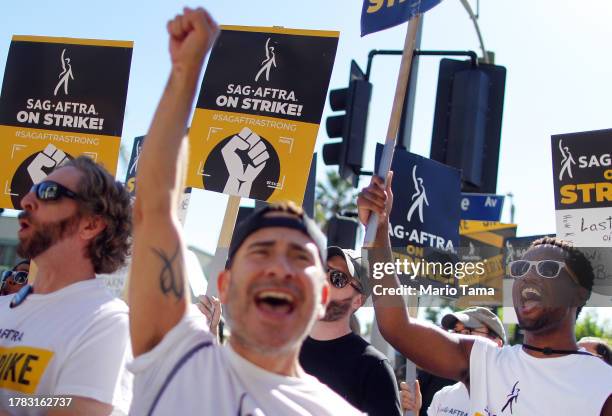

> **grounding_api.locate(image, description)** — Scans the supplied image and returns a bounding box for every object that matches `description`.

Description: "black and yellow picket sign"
[456,220,517,307]
[0,35,133,209]
[186,26,338,204]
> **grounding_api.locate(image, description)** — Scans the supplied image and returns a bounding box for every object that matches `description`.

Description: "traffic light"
[326,213,360,250]
[430,58,506,193]
[323,60,372,187]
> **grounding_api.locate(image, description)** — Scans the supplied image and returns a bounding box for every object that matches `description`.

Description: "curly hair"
[66,156,132,274]
[530,236,594,318]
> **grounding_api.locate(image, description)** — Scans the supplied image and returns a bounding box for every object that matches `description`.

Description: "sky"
[1,1,611,322]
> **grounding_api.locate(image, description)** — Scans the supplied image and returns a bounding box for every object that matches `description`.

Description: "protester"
[0,259,29,296]
[358,173,612,415]
[579,337,611,366]
[299,247,401,416]
[127,8,360,415]
[0,156,132,414]
[400,307,506,415]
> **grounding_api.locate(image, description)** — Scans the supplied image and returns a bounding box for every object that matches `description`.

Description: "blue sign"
[375,144,461,250]
[460,193,505,221]
[361,0,442,36]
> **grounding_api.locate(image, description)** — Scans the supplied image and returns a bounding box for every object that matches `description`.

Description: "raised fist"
[222,127,270,197]
[168,7,219,74]
[27,144,69,185]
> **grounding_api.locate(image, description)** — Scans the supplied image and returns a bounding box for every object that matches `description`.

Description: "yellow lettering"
[604,169,612,180]
[576,183,595,203]
[367,0,384,13]
[560,184,577,204]
[596,182,612,202]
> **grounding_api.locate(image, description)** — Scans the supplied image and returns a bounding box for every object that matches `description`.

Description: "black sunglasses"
[1,270,28,285]
[327,269,362,293]
[31,181,79,202]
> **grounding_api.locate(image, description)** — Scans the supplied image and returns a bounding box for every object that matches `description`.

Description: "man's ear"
[218,269,231,304]
[351,293,364,313]
[316,282,329,320]
[80,215,106,240]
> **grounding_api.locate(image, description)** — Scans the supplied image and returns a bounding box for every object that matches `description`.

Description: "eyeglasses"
[1,271,28,285]
[508,260,573,280]
[327,269,362,293]
[30,181,79,202]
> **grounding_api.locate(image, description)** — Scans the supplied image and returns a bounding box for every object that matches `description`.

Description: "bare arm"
[358,173,474,382]
[129,7,218,357]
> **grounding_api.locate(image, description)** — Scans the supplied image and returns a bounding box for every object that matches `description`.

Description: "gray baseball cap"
[327,246,369,297]
[441,307,506,344]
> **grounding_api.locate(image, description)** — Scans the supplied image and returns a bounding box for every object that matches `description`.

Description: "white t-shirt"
[469,338,612,415]
[428,382,469,416]
[128,309,363,415]
[0,279,132,415]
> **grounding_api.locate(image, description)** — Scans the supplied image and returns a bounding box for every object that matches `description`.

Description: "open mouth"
[520,286,543,311]
[254,290,296,316]
[18,219,30,233]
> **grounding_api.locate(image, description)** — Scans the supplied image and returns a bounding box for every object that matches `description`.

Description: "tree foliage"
[314,169,358,231]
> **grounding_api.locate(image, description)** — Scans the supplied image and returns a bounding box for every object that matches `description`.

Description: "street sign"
[460,193,505,221]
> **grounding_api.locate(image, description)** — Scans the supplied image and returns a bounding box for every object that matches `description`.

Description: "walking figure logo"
[54,49,74,96]
[501,381,520,414]
[406,165,429,223]
[558,139,575,181]
[254,38,276,82]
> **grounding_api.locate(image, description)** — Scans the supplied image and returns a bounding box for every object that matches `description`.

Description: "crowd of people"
[0,6,610,416]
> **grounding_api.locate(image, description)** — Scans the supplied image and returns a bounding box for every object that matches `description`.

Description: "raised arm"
[358,173,474,382]
[129,7,218,357]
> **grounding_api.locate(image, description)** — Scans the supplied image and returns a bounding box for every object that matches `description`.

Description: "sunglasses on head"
[30,181,79,202]
[327,269,362,293]
[1,270,28,285]
[508,260,574,280]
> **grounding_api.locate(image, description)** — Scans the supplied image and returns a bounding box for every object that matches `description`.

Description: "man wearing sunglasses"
[299,247,402,416]
[358,173,612,416]
[127,8,359,415]
[0,260,29,296]
[0,156,132,414]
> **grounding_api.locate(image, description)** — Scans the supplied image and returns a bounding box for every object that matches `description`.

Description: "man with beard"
[0,156,132,415]
[127,8,360,415]
[299,247,401,416]
[358,173,612,416]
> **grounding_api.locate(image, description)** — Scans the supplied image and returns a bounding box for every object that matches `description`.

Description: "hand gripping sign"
[186,26,338,204]
[0,36,132,209]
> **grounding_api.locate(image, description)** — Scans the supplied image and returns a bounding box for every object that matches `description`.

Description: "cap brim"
[327,246,356,278]
[441,312,482,330]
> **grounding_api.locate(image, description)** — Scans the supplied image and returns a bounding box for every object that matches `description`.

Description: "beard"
[17,212,81,259]
[320,296,353,322]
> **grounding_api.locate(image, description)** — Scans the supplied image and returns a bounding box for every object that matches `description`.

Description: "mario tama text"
[372,283,495,297]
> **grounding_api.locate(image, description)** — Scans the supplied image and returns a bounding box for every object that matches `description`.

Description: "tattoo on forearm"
[151,244,184,301]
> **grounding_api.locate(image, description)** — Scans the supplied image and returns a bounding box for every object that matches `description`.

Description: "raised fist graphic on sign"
[222,127,270,197]
[27,144,70,184]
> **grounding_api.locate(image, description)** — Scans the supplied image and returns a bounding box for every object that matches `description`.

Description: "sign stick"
[206,195,241,296]
[364,15,421,246]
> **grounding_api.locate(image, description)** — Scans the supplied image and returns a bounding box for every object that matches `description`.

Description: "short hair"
[66,156,132,274]
[530,237,594,318]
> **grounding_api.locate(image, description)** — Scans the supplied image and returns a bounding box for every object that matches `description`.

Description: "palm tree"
[314,169,358,232]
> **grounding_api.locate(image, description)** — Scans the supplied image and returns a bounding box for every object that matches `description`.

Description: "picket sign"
[363,15,421,246]
[205,195,241,297]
